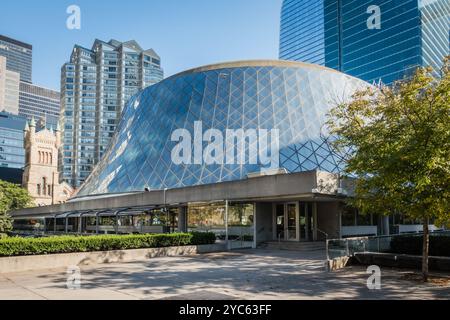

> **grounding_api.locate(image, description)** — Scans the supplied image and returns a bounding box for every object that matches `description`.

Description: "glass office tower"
[280,0,450,84]
[60,39,164,187]
[0,111,26,169]
[0,35,33,83]
[19,82,60,128]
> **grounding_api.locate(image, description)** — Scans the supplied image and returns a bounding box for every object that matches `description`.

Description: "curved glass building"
[77,60,369,196]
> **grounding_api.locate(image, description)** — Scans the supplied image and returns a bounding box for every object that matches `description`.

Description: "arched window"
[48,184,52,196]
[49,153,52,165]
[37,184,41,195]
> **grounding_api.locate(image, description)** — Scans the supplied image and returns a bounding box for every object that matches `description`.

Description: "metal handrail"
[316,228,329,239]
[326,230,450,261]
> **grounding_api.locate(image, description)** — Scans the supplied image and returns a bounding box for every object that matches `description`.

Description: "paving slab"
[0,249,448,300]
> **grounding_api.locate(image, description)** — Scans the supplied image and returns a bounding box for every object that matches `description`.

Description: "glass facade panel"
[0,112,26,168]
[77,61,369,196]
[188,202,227,240]
[280,0,450,84]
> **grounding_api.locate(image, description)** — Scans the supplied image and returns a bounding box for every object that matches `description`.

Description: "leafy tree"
[326,57,450,282]
[0,180,33,234]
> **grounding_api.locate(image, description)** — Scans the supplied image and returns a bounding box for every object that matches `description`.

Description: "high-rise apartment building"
[19,82,60,128]
[0,56,20,114]
[60,39,164,187]
[0,35,32,83]
[280,0,450,84]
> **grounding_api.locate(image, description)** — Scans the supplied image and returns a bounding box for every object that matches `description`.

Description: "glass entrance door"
[275,203,299,241]
[286,203,298,241]
[300,202,315,241]
[275,204,285,241]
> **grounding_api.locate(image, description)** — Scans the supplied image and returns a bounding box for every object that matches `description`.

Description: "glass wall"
[187,202,255,249]
[77,61,368,196]
[188,202,227,239]
[280,0,450,84]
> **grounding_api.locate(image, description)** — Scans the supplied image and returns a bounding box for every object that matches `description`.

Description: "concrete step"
[263,241,326,252]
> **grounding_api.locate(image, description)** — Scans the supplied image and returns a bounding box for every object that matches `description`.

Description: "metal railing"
[326,230,450,260]
[316,228,328,240]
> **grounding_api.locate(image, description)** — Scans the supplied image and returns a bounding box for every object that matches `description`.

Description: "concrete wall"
[341,226,378,237]
[317,202,341,239]
[354,252,450,272]
[255,202,273,244]
[0,244,227,274]
[398,225,440,234]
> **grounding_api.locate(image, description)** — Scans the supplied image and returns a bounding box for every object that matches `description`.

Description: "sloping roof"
[143,48,160,59]
[122,40,143,52]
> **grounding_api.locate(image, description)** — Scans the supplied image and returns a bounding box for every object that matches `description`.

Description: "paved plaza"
[0,249,449,300]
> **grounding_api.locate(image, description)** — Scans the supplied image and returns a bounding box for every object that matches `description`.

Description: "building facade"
[22,119,73,206]
[60,39,164,188]
[0,111,26,169]
[0,56,20,115]
[19,82,60,128]
[280,0,450,84]
[0,35,32,83]
[11,61,441,242]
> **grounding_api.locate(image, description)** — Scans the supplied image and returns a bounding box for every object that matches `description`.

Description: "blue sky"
[0,0,283,90]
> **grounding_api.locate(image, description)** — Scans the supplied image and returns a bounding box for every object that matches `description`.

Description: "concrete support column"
[177,206,188,232]
[225,200,229,247]
[65,217,69,233]
[313,202,318,241]
[78,216,82,234]
[382,216,390,236]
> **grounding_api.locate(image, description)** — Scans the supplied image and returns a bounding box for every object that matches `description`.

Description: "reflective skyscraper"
[60,39,164,187]
[280,0,450,84]
[0,111,26,169]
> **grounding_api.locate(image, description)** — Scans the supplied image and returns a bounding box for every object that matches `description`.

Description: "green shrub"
[190,231,217,245]
[0,232,216,257]
[390,235,450,257]
[0,233,7,239]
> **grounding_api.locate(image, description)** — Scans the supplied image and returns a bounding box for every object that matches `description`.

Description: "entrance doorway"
[300,202,314,241]
[274,203,299,241]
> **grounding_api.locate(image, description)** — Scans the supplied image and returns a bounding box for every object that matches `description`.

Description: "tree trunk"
[422,218,430,282]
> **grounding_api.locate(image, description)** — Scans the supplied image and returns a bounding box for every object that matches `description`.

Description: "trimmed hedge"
[391,235,450,257]
[190,231,217,245]
[0,232,216,257]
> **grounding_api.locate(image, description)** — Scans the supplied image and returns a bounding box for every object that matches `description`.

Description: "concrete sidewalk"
[0,249,448,300]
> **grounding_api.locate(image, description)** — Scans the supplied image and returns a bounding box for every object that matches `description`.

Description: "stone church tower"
[22,118,74,206]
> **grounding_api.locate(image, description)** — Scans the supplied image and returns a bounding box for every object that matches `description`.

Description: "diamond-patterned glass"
[78,61,368,196]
